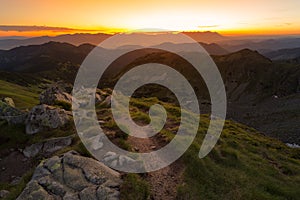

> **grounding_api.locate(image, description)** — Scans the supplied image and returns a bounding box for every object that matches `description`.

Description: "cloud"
[0,25,98,32]
[198,25,219,29]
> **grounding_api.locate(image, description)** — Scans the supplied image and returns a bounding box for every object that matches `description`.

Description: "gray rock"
[31,163,52,180]
[23,136,73,158]
[79,186,98,200]
[10,176,22,185]
[18,151,122,200]
[97,186,120,200]
[63,164,91,191]
[17,181,56,200]
[23,143,43,158]
[0,190,10,198]
[40,85,72,106]
[38,176,66,197]
[44,156,61,173]
[25,104,71,134]
[100,96,111,107]
[42,136,73,154]
[95,93,103,104]
[0,101,26,124]
[63,192,79,200]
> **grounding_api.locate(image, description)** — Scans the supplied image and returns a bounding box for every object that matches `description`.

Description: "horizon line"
[0,25,300,38]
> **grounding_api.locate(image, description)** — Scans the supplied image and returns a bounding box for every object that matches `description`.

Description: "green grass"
[120,174,150,200]
[1,91,300,200]
[0,120,75,151]
[0,80,40,110]
[177,117,300,200]
[0,121,29,150]
[99,97,300,199]
[54,100,72,111]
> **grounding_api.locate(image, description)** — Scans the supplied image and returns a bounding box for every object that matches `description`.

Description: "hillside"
[263,47,300,62]
[213,49,300,144]
[0,85,299,199]
[0,43,299,145]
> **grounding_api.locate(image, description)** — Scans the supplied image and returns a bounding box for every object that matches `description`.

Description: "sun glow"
[0,0,299,37]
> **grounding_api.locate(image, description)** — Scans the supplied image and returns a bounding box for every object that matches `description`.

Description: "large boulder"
[25,104,71,134]
[39,85,72,106]
[17,151,122,200]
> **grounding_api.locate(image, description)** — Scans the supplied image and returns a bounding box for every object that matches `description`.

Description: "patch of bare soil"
[127,135,185,200]
[0,149,33,183]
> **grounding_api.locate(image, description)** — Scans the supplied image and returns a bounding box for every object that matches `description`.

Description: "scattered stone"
[23,143,43,158]
[25,104,71,134]
[0,190,10,198]
[150,145,156,150]
[95,93,103,104]
[0,101,26,124]
[17,151,122,200]
[286,143,300,148]
[11,176,22,185]
[23,135,73,158]
[101,96,111,107]
[2,97,15,107]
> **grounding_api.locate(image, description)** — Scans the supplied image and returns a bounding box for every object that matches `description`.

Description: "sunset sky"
[0,0,300,37]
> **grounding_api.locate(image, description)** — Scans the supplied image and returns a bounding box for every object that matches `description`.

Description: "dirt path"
[127,135,185,200]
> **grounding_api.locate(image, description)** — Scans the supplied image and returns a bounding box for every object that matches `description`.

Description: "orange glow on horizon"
[1,0,299,37]
[0,27,299,38]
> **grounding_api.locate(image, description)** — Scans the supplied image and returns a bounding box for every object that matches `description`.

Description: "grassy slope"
[0,89,299,199]
[0,80,40,110]
[178,117,300,200]
[98,97,300,200]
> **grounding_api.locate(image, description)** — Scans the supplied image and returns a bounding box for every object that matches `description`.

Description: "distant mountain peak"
[223,48,272,63]
[182,31,226,43]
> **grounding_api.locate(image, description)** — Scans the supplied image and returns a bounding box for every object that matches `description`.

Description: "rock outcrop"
[25,104,71,134]
[23,135,74,158]
[17,151,122,200]
[39,85,72,106]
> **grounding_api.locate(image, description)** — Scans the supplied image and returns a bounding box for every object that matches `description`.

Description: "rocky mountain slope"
[0,84,299,199]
